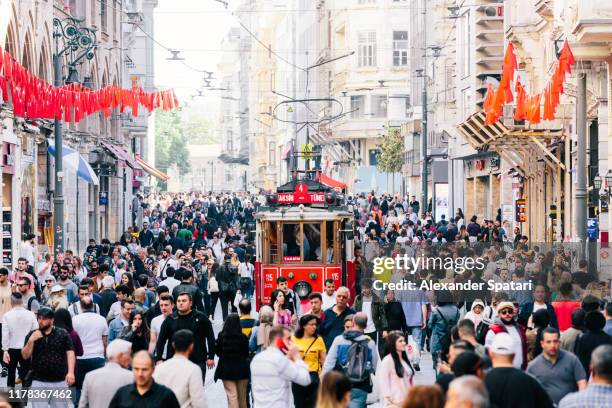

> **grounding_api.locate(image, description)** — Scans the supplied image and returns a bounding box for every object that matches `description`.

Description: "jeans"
[209,292,219,318]
[75,357,105,406]
[7,348,31,387]
[405,326,422,364]
[349,388,368,408]
[240,278,253,299]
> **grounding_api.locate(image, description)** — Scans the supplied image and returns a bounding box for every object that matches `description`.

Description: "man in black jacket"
[171,269,204,312]
[145,285,170,326]
[154,292,215,382]
[216,255,239,320]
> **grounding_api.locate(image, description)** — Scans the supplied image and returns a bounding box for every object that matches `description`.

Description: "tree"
[155,111,191,176]
[376,128,404,174]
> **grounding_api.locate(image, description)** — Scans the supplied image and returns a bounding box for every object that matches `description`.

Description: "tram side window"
[265,221,279,264]
[325,221,336,263]
[283,224,301,259]
[304,223,321,262]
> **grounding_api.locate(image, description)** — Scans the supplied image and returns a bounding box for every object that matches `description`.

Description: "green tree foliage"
[376,128,404,173]
[155,111,191,176]
[182,114,217,144]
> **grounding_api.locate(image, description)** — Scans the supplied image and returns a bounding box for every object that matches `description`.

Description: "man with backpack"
[322,312,379,408]
[16,276,39,314]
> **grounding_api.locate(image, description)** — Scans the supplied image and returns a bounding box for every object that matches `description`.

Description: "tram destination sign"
[277,183,325,204]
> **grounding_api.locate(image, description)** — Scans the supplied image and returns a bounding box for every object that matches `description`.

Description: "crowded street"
[1,0,612,407]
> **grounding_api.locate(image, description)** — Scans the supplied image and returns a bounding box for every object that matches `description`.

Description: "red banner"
[0,46,178,123]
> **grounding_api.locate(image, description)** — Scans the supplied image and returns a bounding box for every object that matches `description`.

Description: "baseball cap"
[496,301,515,314]
[38,306,55,318]
[490,333,515,355]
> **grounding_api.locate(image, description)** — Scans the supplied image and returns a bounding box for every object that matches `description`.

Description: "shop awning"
[319,173,347,190]
[455,111,566,176]
[100,141,142,170]
[47,139,99,185]
[135,156,170,182]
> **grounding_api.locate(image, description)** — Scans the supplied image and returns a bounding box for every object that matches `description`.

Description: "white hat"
[496,301,515,314]
[50,285,65,294]
[490,333,515,355]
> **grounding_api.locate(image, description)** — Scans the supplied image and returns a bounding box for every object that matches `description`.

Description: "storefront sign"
[99,192,108,206]
[587,218,598,240]
[515,198,526,222]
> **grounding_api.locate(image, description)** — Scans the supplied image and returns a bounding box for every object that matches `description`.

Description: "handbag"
[208,276,219,293]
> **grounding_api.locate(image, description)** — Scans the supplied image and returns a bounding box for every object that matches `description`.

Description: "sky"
[154,0,236,117]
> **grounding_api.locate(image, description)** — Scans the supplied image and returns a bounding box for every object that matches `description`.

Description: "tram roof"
[254,205,352,221]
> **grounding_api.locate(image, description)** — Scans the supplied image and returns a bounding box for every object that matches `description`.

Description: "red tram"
[254,177,355,311]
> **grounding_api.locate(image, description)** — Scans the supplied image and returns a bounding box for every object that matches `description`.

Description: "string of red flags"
[483,40,575,125]
[0,46,179,123]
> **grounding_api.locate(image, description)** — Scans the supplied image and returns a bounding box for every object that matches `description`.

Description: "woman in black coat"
[215,313,250,408]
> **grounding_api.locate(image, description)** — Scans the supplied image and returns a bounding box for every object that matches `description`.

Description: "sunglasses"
[17,283,28,287]
[499,309,513,315]
[45,279,53,282]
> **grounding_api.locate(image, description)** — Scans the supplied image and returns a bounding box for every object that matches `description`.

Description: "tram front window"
[282,223,321,262]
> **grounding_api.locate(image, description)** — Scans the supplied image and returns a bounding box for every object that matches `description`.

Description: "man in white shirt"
[153,329,206,408]
[79,339,133,408]
[250,325,310,408]
[1,293,38,387]
[321,279,337,311]
[159,267,181,294]
[157,246,179,280]
[72,296,109,406]
[149,294,174,359]
[484,302,526,369]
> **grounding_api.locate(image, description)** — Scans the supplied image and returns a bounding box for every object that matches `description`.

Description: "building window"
[226,171,232,183]
[101,0,107,32]
[369,149,379,166]
[268,142,276,166]
[392,31,408,66]
[226,131,233,153]
[350,95,365,118]
[370,95,388,118]
[459,10,471,77]
[358,31,377,67]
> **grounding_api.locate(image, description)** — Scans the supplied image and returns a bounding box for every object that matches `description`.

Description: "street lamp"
[52,17,97,257]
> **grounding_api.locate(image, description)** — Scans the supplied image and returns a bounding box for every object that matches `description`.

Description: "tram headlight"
[293,281,312,299]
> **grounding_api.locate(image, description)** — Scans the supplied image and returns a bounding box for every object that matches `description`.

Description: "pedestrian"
[378,331,414,407]
[154,330,206,408]
[396,277,428,371]
[107,285,132,321]
[238,298,256,338]
[56,265,78,303]
[518,284,559,329]
[484,301,527,369]
[249,305,274,353]
[21,306,76,408]
[109,350,180,408]
[276,276,301,317]
[526,327,587,405]
[321,278,337,311]
[428,290,460,370]
[250,325,311,408]
[383,290,406,333]
[120,310,150,353]
[159,267,181,294]
[270,289,294,328]
[148,294,174,359]
[154,292,216,382]
[72,295,109,405]
[172,268,205,312]
[574,310,612,372]
[217,254,239,320]
[2,293,37,387]
[560,308,585,352]
[353,279,388,346]
[108,299,135,343]
[16,276,39,314]
[559,344,612,408]
[305,292,324,320]
[320,286,355,350]
[78,339,133,408]
[316,371,352,408]
[54,308,84,357]
[445,375,489,408]
[98,276,117,318]
[322,312,379,408]
[484,333,553,408]
[403,384,444,408]
[207,261,220,320]
[215,314,250,408]
[291,314,326,408]
[70,285,101,316]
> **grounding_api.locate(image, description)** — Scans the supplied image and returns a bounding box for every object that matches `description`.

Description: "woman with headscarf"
[249,305,274,353]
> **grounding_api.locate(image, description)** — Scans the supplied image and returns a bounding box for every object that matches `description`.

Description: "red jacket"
[488,323,528,369]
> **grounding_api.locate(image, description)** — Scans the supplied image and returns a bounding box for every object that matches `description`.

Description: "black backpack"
[341,338,372,383]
